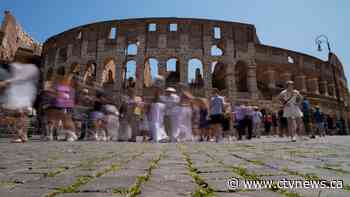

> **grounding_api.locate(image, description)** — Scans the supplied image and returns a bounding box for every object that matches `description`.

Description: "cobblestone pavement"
[0,136,350,197]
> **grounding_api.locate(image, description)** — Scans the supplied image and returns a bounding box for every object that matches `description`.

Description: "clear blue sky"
[1,0,349,83]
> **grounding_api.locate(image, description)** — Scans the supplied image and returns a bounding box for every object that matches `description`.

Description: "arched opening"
[70,63,80,74]
[83,62,97,85]
[188,58,204,88]
[102,59,116,85]
[108,70,114,83]
[211,45,223,56]
[212,61,226,91]
[166,58,180,87]
[127,43,138,56]
[144,58,159,88]
[235,61,248,92]
[124,60,137,89]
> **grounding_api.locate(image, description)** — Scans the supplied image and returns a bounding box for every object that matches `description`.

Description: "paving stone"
[0,188,54,197]
[1,137,350,196]
[79,176,137,192]
[141,180,196,195]
[201,171,235,181]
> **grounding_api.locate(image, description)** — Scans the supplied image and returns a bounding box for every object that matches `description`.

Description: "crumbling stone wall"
[0,10,41,62]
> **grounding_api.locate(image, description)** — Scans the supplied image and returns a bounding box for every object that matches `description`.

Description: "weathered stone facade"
[41,17,350,121]
[0,11,42,63]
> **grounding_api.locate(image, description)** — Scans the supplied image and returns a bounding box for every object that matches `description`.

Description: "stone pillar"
[81,41,88,58]
[328,83,336,98]
[114,63,123,93]
[95,60,104,87]
[135,35,146,96]
[135,58,144,95]
[203,60,212,97]
[247,64,258,99]
[54,48,60,67]
[179,57,188,84]
[266,70,276,89]
[320,81,329,96]
[225,60,235,101]
[66,44,73,59]
[308,78,319,95]
[295,75,307,92]
[158,59,167,78]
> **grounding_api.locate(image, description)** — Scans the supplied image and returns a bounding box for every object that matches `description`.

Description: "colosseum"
[40,17,350,124]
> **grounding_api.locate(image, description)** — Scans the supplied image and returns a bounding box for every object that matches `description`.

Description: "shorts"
[210,114,224,124]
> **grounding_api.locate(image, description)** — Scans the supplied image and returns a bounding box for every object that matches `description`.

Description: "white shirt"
[160,93,180,115]
[2,63,39,110]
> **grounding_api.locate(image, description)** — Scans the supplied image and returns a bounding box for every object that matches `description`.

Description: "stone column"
[67,44,73,59]
[54,48,60,67]
[247,64,258,99]
[266,70,276,89]
[225,60,235,101]
[320,81,329,96]
[81,41,88,58]
[114,63,123,93]
[203,60,212,97]
[295,75,307,92]
[328,83,336,98]
[308,78,319,95]
[158,59,167,78]
[179,57,188,84]
[135,58,144,95]
[135,35,146,96]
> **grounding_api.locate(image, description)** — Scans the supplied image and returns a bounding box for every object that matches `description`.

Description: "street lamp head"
[317,43,322,52]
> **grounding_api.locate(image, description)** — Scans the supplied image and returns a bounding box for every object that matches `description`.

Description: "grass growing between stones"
[45,166,69,178]
[179,145,215,197]
[198,146,302,197]
[319,164,349,175]
[112,150,164,197]
[0,181,18,189]
[45,151,144,197]
[46,176,93,197]
[344,184,350,191]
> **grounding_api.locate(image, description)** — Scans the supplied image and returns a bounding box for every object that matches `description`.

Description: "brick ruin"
[0,11,41,63]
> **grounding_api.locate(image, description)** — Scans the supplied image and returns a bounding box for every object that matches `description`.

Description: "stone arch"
[188,58,204,88]
[166,58,180,87]
[102,58,116,85]
[83,61,97,85]
[69,62,80,74]
[211,45,223,56]
[124,60,137,89]
[212,61,227,91]
[235,61,248,92]
[144,58,159,88]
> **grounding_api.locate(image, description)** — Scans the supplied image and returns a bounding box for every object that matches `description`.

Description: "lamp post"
[315,34,340,102]
[315,35,331,53]
[315,35,347,133]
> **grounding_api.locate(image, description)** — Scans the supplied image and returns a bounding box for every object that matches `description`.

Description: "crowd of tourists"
[0,62,347,143]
